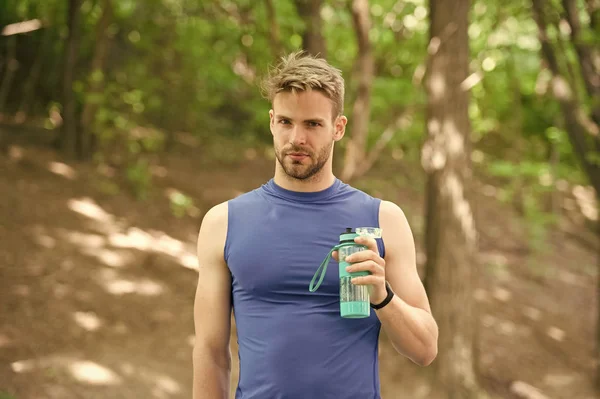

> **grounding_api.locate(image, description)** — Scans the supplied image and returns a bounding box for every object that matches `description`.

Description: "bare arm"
[193,202,232,399]
[377,200,438,366]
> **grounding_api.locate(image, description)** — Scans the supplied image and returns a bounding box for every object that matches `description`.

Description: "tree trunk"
[561,0,600,125]
[587,0,600,33]
[340,0,374,182]
[16,27,52,122]
[62,0,82,159]
[0,36,18,114]
[264,0,283,59]
[294,0,326,57]
[422,0,480,397]
[532,0,600,194]
[80,0,113,160]
[531,0,600,391]
[597,211,600,392]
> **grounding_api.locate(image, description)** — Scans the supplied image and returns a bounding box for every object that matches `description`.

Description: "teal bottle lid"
[339,227,357,242]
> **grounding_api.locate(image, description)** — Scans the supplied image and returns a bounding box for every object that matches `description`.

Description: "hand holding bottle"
[309,227,384,318]
[332,234,387,305]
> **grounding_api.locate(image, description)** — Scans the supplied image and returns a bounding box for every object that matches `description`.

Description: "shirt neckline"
[264,178,342,202]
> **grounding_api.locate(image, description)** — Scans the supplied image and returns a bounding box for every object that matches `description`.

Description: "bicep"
[380,201,432,313]
[194,202,232,351]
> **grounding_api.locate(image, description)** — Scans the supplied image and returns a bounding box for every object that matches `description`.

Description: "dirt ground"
[0,135,598,399]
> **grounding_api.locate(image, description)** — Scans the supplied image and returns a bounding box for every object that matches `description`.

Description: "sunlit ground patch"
[61,197,199,271]
[497,320,517,335]
[67,197,115,223]
[546,326,566,342]
[48,162,77,180]
[98,269,164,296]
[80,247,133,268]
[107,228,198,270]
[59,230,106,249]
[543,372,576,388]
[72,311,103,332]
[118,362,182,397]
[11,356,122,386]
[68,360,122,385]
[492,286,512,302]
[522,306,543,321]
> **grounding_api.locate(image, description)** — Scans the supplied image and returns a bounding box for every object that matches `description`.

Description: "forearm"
[193,345,231,399]
[375,296,438,366]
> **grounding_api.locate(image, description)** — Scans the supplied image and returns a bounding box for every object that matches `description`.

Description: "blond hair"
[261,51,345,118]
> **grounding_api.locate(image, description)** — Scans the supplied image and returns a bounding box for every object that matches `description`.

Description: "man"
[193,51,438,399]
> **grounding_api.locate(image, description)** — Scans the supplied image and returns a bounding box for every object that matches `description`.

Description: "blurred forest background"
[0,0,599,398]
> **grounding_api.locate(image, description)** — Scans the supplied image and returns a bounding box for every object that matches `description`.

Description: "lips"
[288,153,309,161]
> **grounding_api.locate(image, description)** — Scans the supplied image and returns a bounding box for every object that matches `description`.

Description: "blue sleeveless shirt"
[224,178,385,399]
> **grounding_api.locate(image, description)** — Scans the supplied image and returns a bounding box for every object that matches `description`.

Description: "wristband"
[370,281,394,310]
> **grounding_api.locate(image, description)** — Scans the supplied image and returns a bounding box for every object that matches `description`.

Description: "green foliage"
[0,392,16,399]
[168,190,195,218]
[126,158,152,200]
[1,0,596,254]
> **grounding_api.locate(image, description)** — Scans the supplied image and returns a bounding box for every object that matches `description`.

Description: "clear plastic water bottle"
[309,227,382,319]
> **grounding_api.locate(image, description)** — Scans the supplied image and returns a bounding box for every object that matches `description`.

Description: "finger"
[346,260,384,275]
[332,250,339,262]
[351,275,384,286]
[354,236,379,254]
[345,249,385,267]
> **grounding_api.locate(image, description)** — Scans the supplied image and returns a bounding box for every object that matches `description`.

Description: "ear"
[269,109,275,135]
[333,115,347,142]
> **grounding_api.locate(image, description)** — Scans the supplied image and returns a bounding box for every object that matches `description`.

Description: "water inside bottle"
[339,245,365,262]
[339,276,369,303]
[339,276,370,318]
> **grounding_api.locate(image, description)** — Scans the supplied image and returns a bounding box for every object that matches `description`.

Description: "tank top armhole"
[374,198,386,259]
[223,201,233,264]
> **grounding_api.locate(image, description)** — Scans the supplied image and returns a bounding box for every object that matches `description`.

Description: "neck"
[273,164,336,193]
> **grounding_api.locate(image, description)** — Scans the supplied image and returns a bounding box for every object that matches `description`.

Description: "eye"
[307,121,322,128]
[278,119,291,125]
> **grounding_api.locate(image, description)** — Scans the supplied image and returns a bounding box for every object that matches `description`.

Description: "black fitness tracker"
[370,281,394,310]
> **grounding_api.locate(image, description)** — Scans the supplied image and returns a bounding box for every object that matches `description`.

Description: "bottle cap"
[339,228,356,243]
[355,227,382,238]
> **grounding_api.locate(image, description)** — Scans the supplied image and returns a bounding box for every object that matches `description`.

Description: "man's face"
[269,90,346,181]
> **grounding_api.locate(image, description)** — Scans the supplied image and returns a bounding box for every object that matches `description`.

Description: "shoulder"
[200,201,229,229]
[379,200,407,221]
[378,200,415,259]
[197,201,229,257]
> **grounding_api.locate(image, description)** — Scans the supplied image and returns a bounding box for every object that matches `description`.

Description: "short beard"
[275,141,333,181]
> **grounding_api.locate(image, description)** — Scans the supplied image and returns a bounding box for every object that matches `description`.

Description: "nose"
[289,126,307,146]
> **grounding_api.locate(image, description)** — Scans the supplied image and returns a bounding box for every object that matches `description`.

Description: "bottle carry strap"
[309,242,357,292]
